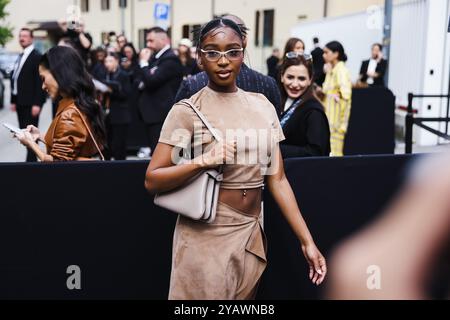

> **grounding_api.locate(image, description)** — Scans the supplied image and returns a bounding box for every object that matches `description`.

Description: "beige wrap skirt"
[168,201,267,300]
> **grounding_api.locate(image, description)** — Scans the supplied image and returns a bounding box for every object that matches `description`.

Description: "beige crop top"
[159,86,285,189]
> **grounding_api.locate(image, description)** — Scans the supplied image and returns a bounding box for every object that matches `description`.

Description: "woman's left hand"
[14,130,35,147]
[302,243,327,285]
[25,125,41,142]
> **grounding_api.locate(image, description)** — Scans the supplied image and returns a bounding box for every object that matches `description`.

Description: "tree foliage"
[0,0,13,47]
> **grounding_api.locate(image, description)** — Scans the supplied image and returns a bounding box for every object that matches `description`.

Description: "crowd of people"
[9,13,449,303]
[8,15,330,299]
[10,15,388,162]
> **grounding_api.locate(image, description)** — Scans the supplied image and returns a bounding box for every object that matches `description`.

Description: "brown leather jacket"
[44,98,101,161]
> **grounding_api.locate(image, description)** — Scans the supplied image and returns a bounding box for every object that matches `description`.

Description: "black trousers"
[106,122,129,161]
[145,123,163,156]
[16,105,39,162]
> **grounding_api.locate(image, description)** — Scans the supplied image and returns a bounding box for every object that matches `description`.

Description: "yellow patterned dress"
[322,61,352,156]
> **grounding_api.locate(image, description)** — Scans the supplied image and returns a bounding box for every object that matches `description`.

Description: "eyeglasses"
[200,48,244,62]
[285,51,313,61]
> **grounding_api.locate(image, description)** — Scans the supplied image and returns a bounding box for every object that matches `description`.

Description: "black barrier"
[405,93,450,154]
[0,155,415,299]
[344,87,396,155]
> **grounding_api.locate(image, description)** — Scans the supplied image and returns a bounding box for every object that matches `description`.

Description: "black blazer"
[175,63,282,115]
[137,49,183,125]
[102,68,132,125]
[10,49,46,107]
[266,55,279,80]
[280,98,331,158]
[91,62,107,81]
[359,59,387,86]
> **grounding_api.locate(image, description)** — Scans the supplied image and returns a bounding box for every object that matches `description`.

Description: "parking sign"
[154,3,170,21]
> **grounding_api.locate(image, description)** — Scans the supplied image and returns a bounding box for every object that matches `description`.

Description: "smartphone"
[2,123,22,134]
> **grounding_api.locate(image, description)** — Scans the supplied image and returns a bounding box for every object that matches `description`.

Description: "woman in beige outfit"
[145,18,327,299]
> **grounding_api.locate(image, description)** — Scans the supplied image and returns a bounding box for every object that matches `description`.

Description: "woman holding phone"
[14,46,106,161]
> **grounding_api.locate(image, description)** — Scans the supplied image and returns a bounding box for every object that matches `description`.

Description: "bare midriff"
[218,188,262,217]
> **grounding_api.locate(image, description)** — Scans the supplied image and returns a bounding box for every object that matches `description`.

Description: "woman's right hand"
[198,140,237,169]
[25,125,41,142]
[302,242,327,285]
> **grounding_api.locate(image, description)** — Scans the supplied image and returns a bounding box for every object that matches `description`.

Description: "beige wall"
[171,0,211,42]
[327,0,413,17]
[132,0,171,47]
[4,0,75,52]
[214,0,325,71]
[77,0,172,50]
[327,0,384,17]
[170,0,398,71]
[76,0,123,46]
[3,0,410,71]
[171,0,327,71]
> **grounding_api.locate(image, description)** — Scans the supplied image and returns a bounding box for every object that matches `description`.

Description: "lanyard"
[280,98,302,128]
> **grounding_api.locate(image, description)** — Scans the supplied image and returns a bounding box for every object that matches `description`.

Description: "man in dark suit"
[310,37,325,86]
[359,43,388,87]
[10,28,46,162]
[137,27,183,155]
[175,14,282,115]
[266,48,280,80]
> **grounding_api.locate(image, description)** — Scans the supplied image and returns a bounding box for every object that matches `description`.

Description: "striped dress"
[322,61,352,156]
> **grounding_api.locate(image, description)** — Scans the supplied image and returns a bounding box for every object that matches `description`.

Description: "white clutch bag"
[153,100,223,223]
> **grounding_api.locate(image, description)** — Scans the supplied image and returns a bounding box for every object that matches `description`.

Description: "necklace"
[243,189,247,197]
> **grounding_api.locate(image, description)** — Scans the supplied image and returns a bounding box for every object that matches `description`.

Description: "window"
[81,0,89,12]
[254,11,260,47]
[139,28,151,50]
[181,24,201,42]
[182,25,190,39]
[119,0,127,8]
[101,0,110,10]
[263,9,274,47]
[192,24,201,38]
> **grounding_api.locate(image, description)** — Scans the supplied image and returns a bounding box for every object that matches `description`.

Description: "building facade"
[5,0,392,70]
